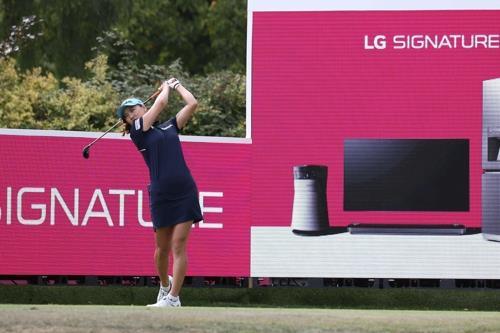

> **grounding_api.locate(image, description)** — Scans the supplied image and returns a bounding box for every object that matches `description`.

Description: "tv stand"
[347,223,472,235]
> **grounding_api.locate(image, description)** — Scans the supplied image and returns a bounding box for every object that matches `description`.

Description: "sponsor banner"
[0,134,251,276]
[250,9,498,229]
[249,7,500,278]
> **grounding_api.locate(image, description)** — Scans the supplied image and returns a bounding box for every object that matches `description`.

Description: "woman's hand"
[166,77,181,90]
[160,80,171,92]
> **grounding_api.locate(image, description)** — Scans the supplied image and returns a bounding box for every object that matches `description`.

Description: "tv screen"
[344,139,469,211]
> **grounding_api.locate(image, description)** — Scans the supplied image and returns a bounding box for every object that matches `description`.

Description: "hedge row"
[0,56,246,137]
[2,286,500,310]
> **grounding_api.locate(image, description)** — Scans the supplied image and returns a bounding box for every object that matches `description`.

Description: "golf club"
[82,89,161,159]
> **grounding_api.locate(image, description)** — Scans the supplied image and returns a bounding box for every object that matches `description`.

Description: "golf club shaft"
[83,120,122,150]
[84,89,161,149]
[143,89,161,104]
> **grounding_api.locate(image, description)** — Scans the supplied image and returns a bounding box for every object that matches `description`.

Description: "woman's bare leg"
[154,226,174,288]
[170,220,193,296]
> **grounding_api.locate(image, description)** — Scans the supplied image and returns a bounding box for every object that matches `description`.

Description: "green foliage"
[92,29,246,137]
[0,0,248,136]
[0,55,118,130]
[0,57,57,128]
[1,0,122,78]
[0,0,247,77]
[115,0,212,75]
[206,0,247,73]
[0,54,246,137]
[0,15,42,58]
[107,58,246,137]
[110,61,246,137]
[185,70,246,137]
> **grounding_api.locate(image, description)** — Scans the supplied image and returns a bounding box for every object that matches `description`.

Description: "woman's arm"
[168,78,198,130]
[141,82,170,131]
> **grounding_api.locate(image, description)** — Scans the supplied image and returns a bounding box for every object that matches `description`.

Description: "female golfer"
[117,78,202,307]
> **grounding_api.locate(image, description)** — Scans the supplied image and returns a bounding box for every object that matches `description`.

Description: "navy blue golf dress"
[130,116,202,229]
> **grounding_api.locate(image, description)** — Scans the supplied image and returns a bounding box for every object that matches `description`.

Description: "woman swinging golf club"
[117,78,203,307]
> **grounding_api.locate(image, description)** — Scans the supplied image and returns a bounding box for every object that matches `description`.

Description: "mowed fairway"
[2,305,500,333]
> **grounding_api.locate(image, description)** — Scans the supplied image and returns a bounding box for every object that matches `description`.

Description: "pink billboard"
[250,9,500,229]
[249,2,500,279]
[0,133,251,276]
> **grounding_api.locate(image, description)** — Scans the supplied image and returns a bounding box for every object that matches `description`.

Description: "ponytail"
[120,113,131,136]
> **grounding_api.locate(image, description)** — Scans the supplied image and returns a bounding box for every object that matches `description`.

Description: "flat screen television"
[343,139,469,211]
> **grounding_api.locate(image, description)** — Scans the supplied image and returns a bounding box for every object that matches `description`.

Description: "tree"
[0,55,118,131]
[0,15,41,58]
[0,0,122,77]
[0,0,247,137]
[114,0,213,74]
[0,0,248,77]
[205,0,246,73]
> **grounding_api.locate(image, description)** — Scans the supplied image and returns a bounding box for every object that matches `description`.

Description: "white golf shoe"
[154,275,173,302]
[147,294,181,308]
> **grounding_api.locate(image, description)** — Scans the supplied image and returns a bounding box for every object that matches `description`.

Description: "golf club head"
[82,146,90,159]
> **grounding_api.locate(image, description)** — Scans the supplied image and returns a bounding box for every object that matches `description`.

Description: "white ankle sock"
[167,293,179,301]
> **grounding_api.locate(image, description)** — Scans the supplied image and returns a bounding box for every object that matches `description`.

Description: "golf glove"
[167,78,180,90]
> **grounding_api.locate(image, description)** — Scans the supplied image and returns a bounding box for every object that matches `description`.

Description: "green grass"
[1,305,500,333]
